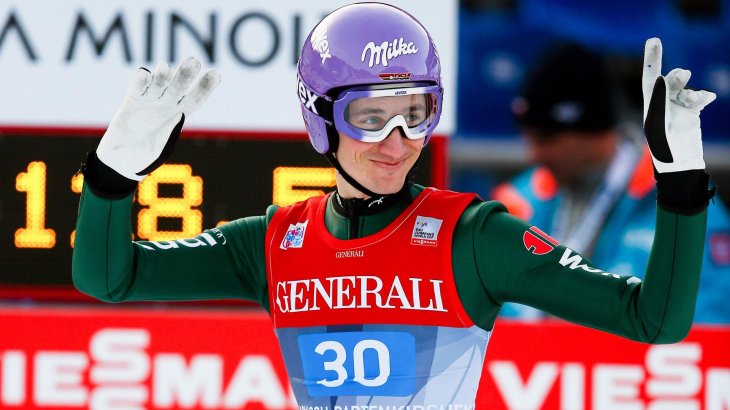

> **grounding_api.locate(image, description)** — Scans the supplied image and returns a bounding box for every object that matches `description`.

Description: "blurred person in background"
[72,2,718,407]
[493,41,730,323]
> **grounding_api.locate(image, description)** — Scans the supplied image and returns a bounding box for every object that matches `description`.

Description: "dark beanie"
[511,41,618,134]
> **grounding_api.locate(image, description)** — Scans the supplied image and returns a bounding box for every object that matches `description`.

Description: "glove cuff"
[655,169,716,215]
[79,151,138,199]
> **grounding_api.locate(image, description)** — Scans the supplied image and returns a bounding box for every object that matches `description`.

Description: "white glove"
[642,37,716,174]
[96,57,221,181]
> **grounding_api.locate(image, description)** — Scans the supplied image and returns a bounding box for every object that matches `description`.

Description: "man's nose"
[379,126,409,153]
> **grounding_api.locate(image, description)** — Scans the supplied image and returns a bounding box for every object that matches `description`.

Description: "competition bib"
[299,331,416,397]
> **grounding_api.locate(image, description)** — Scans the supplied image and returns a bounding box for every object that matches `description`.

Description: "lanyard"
[551,139,642,256]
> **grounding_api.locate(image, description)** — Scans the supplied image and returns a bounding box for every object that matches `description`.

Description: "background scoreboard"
[0,129,441,287]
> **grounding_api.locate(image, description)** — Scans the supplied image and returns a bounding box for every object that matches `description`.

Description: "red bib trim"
[265,188,476,329]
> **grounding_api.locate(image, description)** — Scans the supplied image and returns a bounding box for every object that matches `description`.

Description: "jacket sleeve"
[72,183,269,304]
[468,202,706,343]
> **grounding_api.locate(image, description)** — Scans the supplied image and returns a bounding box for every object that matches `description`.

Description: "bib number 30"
[316,339,390,387]
[298,331,416,397]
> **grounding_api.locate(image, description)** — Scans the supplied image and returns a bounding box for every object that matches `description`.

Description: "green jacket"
[72,183,706,343]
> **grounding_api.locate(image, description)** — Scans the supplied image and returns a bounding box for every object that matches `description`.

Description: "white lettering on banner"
[222,355,288,408]
[0,327,296,409]
[326,406,476,410]
[593,364,644,410]
[0,3,457,133]
[154,353,289,409]
[153,354,222,408]
[3,328,729,408]
[489,361,559,409]
[275,275,446,314]
[490,361,587,410]
[90,329,150,384]
[646,343,702,398]
[90,387,148,410]
[487,343,730,409]
[0,9,300,66]
[34,352,88,406]
[89,328,150,410]
[1,351,25,405]
[707,369,730,410]
[561,364,585,410]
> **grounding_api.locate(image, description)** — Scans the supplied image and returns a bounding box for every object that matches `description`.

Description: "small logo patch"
[523,226,559,255]
[379,73,412,81]
[281,220,308,250]
[411,216,443,247]
[297,78,319,115]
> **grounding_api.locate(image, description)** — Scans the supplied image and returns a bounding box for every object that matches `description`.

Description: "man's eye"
[361,116,385,129]
[407,112,426,125]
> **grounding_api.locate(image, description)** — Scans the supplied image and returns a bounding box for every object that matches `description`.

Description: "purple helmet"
[297,2,443,154]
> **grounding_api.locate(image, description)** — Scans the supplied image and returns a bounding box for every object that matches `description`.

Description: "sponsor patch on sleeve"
[523,226,559,255]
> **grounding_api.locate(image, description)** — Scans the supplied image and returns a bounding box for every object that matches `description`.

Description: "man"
[73,3,716,408]
[493,42,730,323]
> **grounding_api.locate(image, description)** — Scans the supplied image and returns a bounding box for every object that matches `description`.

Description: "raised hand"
[642,37,716,174]
[96,57,221,181]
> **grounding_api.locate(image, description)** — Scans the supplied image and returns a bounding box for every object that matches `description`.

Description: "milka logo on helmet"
[280,220,308,250]
[361,38,418,68]
[310,24,331,64]
[297,78,319,115]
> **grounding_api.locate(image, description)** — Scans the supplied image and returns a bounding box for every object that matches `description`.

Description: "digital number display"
[0,130,440,287]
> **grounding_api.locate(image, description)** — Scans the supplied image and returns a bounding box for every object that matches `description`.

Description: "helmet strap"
[325,152,383,198]
[324,150,422,202]
[323,122,386,197]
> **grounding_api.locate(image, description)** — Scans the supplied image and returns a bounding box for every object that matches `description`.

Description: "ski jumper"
[266,189,486,407]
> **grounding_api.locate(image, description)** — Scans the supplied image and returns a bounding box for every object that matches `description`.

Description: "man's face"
[522,128,613,186]
[335,94,426,197]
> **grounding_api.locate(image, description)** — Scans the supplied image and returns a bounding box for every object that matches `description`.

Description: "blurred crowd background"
[450,0,730,202]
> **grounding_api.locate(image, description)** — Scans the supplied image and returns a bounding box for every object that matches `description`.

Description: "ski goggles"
[332,84,443,143]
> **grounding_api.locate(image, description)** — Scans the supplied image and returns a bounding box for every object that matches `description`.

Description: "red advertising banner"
[480,319,730,410]
[0,306,295,410]
[0,306,728,409]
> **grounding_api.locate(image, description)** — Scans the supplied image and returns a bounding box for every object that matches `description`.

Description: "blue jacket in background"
[493,150,730,324]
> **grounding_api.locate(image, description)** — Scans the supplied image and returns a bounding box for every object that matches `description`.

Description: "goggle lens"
[333,85,442,143]
[345,93,435,132]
